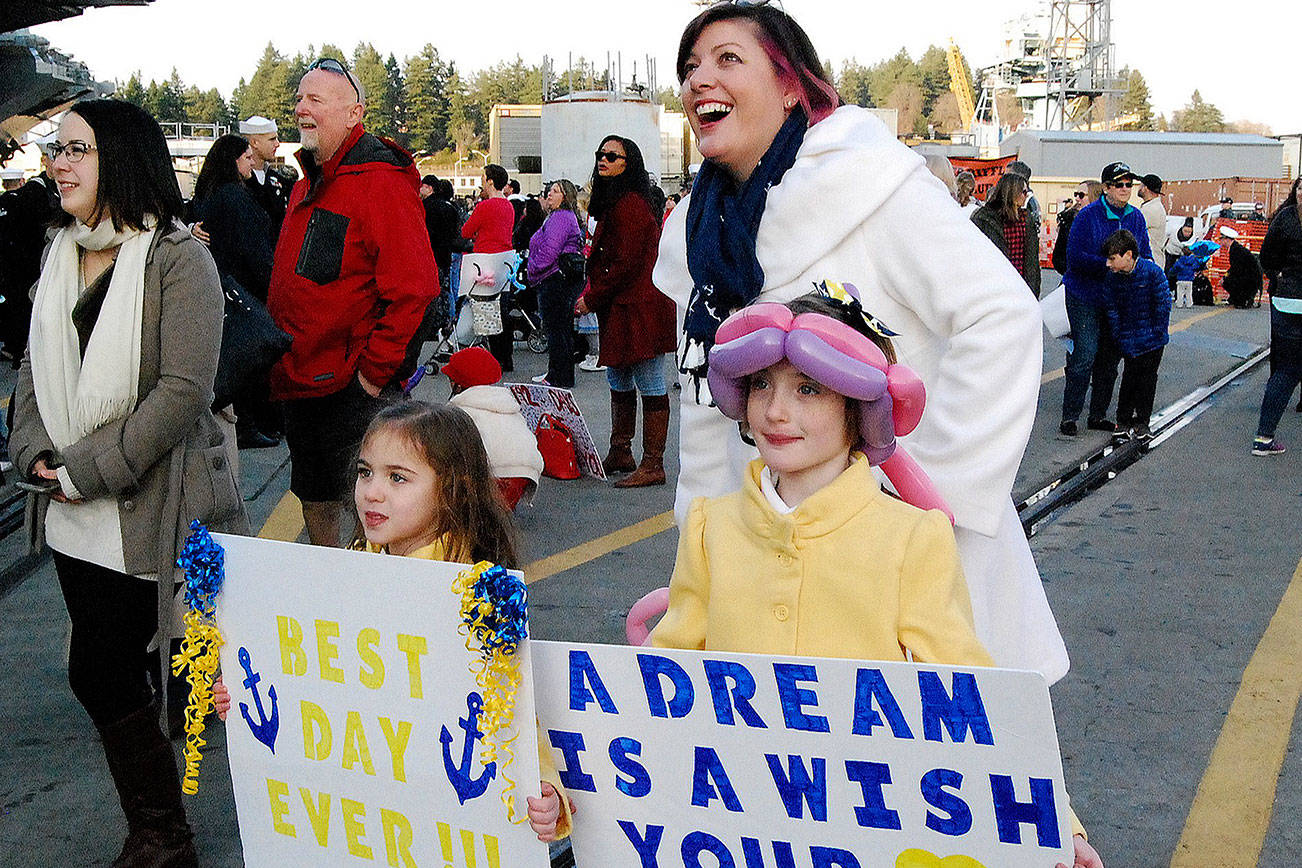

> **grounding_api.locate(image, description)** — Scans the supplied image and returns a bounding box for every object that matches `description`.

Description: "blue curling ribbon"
[172,521,227,795]
[177,519,225,614]
[467,564,529,653]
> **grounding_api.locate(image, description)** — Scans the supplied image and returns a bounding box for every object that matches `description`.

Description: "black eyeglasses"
[595,150,626,164]
[307,57,362,103]
[45,140,96,163]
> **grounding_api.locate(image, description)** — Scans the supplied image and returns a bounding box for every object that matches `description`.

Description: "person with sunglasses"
[1053,181,1102,275]
[576,135,677,488]
[266,57,438,548]
[1059,161,1154,438]
[654,0,1072,706]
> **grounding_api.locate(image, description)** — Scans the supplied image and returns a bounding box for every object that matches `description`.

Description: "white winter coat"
[653,106,1069,682]
[448,386,543,495]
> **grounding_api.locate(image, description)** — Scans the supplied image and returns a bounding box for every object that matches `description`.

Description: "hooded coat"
[447,385,544,491]
[653,105,1068,682]
[268,124,437,400]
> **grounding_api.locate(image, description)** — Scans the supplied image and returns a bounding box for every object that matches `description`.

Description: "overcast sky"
[31,0,1300,135]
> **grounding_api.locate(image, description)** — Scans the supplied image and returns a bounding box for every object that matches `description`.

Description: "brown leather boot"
[615,394,669,488]
[100,704,198,868]
[603,389,638,475]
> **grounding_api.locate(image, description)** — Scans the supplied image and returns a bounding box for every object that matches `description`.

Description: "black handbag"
[212,274,292,409]
[558,251,586,282]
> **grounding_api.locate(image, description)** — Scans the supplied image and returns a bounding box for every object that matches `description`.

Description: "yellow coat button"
[773,604,789,621]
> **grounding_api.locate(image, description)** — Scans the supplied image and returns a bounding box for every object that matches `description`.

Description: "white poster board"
[533,641,1074,867]
[214,534,550,868]
[508,384,606,480]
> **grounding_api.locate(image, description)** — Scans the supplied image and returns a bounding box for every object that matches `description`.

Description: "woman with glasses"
[576,136,676,487]
[10,99,246,866]
[528,179,584,387]
[654,1,1089,828]
[189,133,279,449]
[971,172,1042,297]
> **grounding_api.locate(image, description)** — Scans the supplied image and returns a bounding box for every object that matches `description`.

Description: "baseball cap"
[441,347,502,388]
[1140,173,1163,194]
[1101,162,1136,184]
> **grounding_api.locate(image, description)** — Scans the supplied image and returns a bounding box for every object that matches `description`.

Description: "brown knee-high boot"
[603,389,638,475]
[99,703,198,868]
[614,394,669,488]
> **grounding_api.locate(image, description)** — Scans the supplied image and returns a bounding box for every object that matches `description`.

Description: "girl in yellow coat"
[217,402,571,842]
[651,287,1100,868]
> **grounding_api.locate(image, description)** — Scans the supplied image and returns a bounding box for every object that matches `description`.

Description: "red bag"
[536,415,580,479]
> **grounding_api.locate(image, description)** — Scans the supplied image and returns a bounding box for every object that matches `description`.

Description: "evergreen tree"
[385,53,406,140]
[1119,68,1156,130]
[154,69,189,123]
[119,71,146,107]
[352,42,395,136]
[240,44,296,136]
[1172,90,1225,132]
[184,87,231,127]
[837,59,873,107]
[403,44,450,153]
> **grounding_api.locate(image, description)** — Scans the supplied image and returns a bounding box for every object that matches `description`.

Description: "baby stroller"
[503,252,548,355]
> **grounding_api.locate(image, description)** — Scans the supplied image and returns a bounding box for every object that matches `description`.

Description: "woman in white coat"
[656,1,1072,719]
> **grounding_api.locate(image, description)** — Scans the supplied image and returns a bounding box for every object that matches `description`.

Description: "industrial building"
[1000,130,1286,182]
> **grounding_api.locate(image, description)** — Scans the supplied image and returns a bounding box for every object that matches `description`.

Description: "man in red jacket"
[268,58,438,545]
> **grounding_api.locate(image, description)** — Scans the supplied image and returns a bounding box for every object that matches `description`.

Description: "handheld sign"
[214,535,550,868]
[508,383,606,479]
[533,641,1074,867]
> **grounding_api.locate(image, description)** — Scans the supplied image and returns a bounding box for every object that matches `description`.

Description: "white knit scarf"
[30,218,156,450]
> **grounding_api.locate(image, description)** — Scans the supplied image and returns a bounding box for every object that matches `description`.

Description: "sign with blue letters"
[215,535,550,868]
[533,641,1073,867]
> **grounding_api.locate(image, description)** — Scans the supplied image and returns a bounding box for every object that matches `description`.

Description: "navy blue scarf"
[681,108,808,395]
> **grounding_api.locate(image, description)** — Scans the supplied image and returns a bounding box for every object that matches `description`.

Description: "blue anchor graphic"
[440,692,497,804]
[237,647,279,753]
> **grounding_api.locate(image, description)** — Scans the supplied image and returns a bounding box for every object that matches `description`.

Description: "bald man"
[266,59,438,546]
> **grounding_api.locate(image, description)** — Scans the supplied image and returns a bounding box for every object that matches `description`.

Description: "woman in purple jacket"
[528,179,584,387]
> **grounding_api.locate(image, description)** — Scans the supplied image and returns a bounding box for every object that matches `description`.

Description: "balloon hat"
[706,282,953,521]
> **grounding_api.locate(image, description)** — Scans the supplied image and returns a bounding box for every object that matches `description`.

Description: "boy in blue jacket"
[1104,229,1171,439]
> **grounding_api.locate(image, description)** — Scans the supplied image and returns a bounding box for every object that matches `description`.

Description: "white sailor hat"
[0,168,25,181]
[239,115,278,135]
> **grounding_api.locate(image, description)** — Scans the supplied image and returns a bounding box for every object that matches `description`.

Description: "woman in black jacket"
[971,172,1041,297]
[1252,177,1302,454]
[191,134,278,447]
[190,134,273,299]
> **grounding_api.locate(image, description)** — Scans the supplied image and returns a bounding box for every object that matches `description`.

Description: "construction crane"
[946,40,976,133]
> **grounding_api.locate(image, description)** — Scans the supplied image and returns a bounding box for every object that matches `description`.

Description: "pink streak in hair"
[758,37,840,125]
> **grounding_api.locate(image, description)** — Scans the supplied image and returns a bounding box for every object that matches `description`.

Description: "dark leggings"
[54,551,159,728]
[1257,306,1302,439]
[537,272,582,387]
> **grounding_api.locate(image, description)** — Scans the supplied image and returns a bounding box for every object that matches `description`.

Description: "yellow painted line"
[525,510,675,585]
[1041,306,1231,385]
[1170,556,1302,867]
[257,490,305,541]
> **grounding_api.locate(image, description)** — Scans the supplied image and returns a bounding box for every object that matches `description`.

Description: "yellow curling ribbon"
[170,522,227,796]
[453,561,529,823]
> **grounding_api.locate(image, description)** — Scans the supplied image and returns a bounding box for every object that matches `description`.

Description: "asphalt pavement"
[2,293,1300,867]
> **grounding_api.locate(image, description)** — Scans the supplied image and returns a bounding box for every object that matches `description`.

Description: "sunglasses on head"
[595,150,625,163]
[308,57,362,103]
